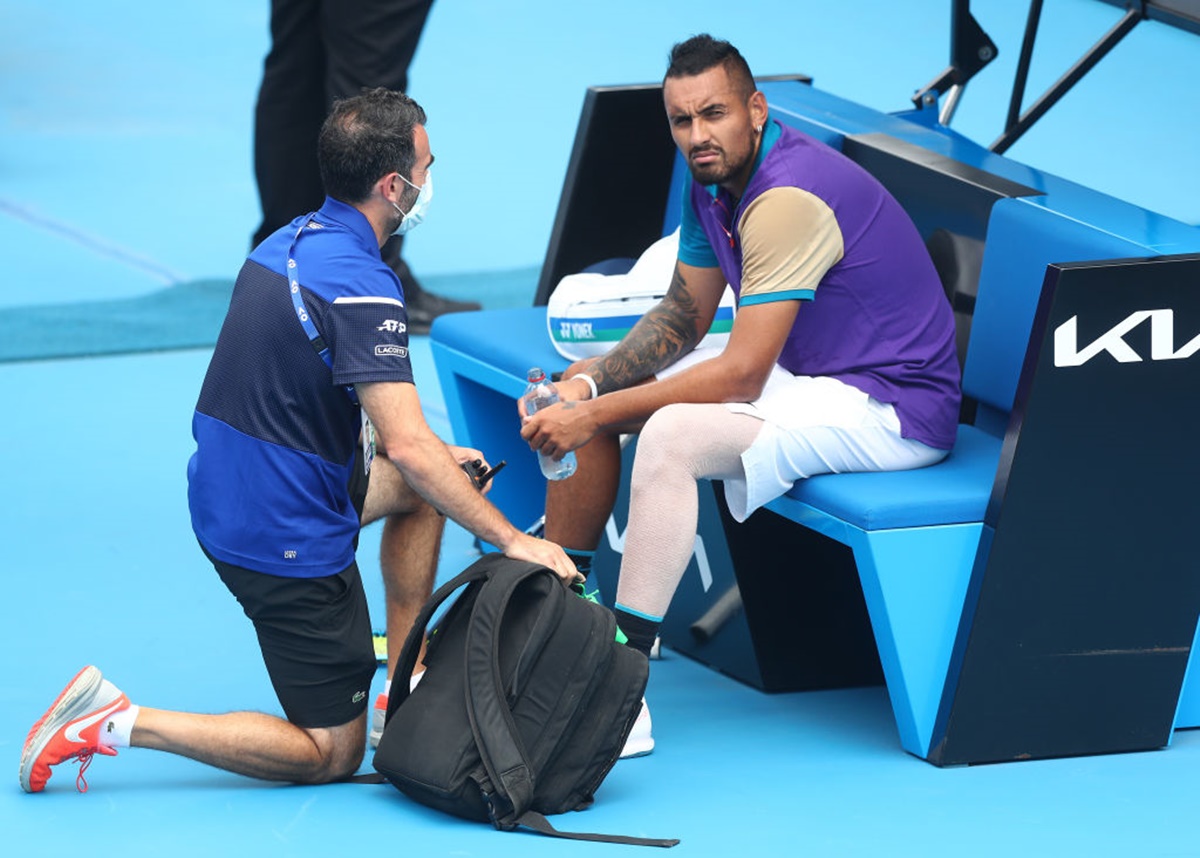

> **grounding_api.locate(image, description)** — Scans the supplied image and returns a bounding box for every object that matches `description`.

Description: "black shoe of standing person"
[405,288,483,335]
[390,255,481,335]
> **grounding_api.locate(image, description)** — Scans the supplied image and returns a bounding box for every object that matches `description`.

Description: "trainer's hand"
[448,444,486,468]
[447,444,493,495]
[500,532,581,586]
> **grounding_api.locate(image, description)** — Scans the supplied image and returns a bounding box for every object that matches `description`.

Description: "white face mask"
[391,169,433,235]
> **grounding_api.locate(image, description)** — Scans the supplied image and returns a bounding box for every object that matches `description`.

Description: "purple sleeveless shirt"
[689,121,961,450]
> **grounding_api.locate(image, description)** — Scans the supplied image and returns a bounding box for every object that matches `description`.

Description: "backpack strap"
[350,554,495,786]
[516,810,680,848]
[343,772,386,784]
[386,553,516,723]
[462,559,557,823]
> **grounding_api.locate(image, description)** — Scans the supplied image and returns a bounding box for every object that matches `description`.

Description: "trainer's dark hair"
[665,34,756,99]
[318,88,427,204]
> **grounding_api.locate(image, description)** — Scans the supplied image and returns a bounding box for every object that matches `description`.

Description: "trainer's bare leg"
[132,709,366,784]
[127,457,440,782]
[361,455,444,681]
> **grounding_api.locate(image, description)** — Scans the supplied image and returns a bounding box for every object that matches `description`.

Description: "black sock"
[613,605,662,658]
[565,549,594,580]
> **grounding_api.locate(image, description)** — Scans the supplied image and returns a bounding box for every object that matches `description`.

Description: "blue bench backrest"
[962,199,1175,426]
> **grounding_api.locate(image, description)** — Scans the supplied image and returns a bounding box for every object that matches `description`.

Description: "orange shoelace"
[74,749,95,793]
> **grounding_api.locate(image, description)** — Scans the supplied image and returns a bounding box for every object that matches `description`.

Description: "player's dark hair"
[665,34,755,99]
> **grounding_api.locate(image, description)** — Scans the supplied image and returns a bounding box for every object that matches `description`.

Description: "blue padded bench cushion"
[430,306,566,380]
[780,424,1003,531]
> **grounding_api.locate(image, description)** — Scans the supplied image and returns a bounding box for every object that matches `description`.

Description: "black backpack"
[371,553,678,847]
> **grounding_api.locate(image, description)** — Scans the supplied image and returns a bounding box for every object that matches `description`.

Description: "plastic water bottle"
[523,367,577,481]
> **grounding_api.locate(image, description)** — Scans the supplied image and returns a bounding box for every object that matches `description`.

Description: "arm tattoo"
[591,265,704,394]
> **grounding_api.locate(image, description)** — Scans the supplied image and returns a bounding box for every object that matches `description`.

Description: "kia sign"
[1055,309,1200,366]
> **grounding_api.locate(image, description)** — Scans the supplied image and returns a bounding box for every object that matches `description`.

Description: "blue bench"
[431,80,1200,765]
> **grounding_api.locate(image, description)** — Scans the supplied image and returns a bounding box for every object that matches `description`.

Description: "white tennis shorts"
[657,348,948,521]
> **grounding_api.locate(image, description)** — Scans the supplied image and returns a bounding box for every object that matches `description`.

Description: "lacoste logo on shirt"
[352,691,366,703]
[375,345,408,358]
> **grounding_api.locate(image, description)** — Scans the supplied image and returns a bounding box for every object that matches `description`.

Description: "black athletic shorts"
[203,446,376,728]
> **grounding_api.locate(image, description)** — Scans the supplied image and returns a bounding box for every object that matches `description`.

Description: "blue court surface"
[2,1,1199,856]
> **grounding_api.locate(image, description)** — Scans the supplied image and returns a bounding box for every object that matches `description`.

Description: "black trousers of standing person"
[252,0,474,330]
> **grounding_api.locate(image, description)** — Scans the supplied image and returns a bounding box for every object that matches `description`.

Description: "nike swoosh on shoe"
[64,699,128,745]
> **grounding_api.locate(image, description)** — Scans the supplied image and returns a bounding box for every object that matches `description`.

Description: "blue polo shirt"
[188,198,415,577]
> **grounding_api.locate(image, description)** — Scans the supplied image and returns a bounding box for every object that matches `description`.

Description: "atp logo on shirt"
[377,319,407,334]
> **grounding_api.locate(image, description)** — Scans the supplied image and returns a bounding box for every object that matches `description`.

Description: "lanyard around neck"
[286,216,360,406]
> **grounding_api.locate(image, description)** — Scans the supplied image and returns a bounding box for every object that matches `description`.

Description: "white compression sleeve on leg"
[615,404,762,618]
